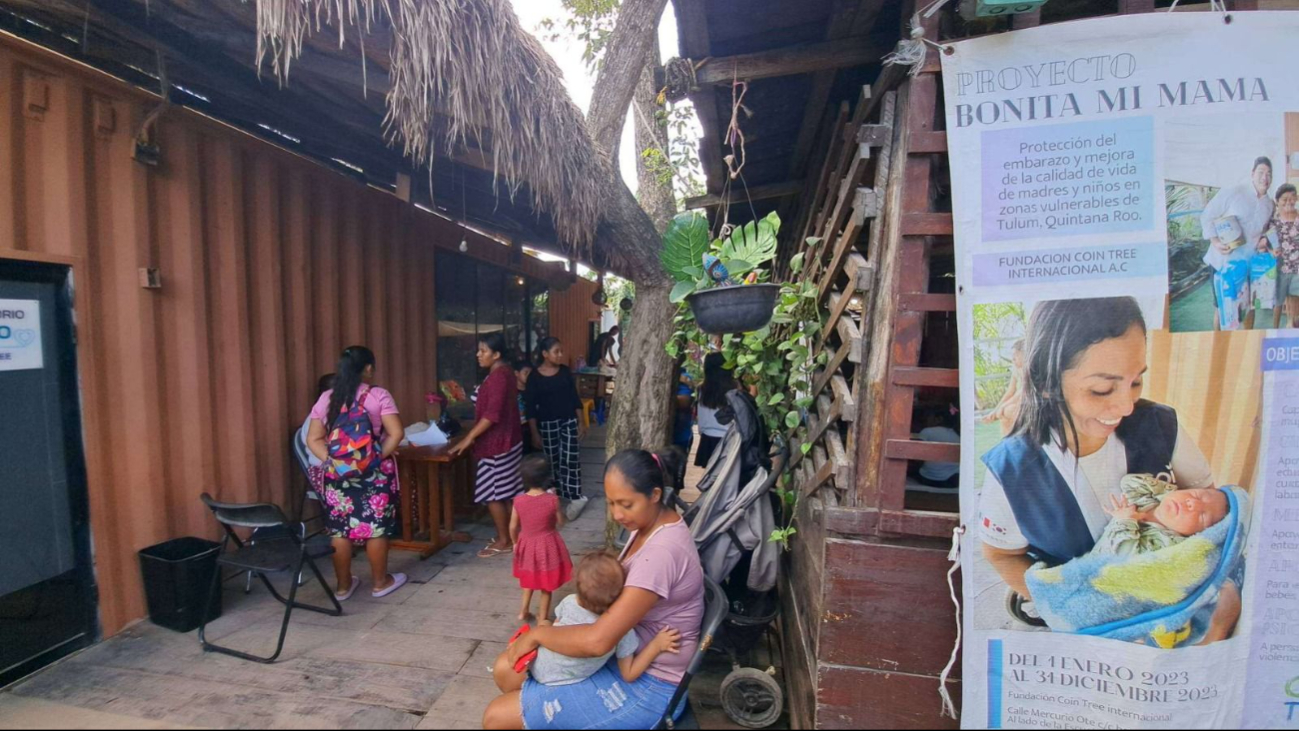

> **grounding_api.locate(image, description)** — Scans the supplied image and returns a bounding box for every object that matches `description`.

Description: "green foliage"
[661,213,711,289]
[537,0,620,70]
[665,215,824,552]
[661,212,782,303]
[718,212,780,277]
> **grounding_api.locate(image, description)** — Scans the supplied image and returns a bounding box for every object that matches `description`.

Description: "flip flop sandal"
[477,544,511,558]
[372,573,408,599]
[335,576,361,602]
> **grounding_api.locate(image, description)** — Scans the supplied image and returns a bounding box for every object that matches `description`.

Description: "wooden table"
[391,439,475,558]
[576,371,616,401]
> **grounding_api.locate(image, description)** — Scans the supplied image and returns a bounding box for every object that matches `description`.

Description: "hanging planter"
[663,210,785,334]
[686,284,781,334]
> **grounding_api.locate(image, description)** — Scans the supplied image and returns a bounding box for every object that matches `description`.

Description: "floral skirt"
[322,456,399,543]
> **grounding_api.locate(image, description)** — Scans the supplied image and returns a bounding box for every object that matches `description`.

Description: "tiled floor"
[0,429,765,730]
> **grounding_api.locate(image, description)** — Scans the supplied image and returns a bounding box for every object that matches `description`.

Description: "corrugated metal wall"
[548,277,603,368]
[0,36,572,637]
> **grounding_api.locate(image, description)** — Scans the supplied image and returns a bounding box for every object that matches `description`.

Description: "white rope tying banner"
[939,524,966,720]
[882,0,956,77]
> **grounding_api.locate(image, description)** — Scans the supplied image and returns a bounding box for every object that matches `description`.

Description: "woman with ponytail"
[484,447,704,730]
[450,331,525,558]
[306,346,408,600]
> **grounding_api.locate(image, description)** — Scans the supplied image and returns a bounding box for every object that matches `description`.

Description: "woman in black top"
[525,338,588,514]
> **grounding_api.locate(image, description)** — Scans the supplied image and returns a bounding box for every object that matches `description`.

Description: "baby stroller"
[680,389,789,729]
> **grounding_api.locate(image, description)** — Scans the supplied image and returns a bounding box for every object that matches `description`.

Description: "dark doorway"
[0,259,96,687]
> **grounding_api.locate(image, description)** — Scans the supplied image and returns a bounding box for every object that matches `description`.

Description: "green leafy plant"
[666,216,826,551]
[661,211,781,304]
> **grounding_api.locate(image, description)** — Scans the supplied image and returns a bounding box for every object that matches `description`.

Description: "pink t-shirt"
[309,386,399,437]
[620,519,705,684]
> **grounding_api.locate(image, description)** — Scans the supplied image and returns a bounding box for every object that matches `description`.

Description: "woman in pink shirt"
[306,346,408,600]
[484,449,705,730]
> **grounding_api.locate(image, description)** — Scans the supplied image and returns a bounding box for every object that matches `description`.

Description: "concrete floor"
[0,428,761,730]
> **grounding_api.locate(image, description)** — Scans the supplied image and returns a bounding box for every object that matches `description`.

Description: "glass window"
[435,251,549,419]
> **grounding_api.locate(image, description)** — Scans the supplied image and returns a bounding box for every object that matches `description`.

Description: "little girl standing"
[511,454,573,624]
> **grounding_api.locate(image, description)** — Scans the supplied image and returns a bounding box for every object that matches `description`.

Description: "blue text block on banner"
[1262,338,1299,371]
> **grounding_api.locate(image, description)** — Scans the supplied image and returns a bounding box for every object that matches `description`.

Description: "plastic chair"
[198,493,342,664]
[580,399,596,430]
[653,576,728,731]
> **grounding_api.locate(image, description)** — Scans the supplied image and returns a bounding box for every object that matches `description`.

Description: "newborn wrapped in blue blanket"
[1024,486,1249,648]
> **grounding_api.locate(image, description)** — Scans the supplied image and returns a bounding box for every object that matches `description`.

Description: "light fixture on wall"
[459,239,469,253]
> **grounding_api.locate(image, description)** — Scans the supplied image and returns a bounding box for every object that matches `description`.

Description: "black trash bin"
[138,537,222,632]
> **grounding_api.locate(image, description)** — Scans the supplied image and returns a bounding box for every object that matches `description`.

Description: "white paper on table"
[404,421,448,447]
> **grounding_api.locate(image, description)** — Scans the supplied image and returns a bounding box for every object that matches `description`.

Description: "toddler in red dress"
[511,454,574,624]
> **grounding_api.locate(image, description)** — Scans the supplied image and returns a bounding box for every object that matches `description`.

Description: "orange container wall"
[0,36,567,637]
[548,277,603,368]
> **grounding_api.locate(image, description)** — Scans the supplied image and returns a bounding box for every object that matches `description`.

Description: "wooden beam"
[901,212,953,236]
[694,37,894,86]
[892,366,959,388]
[683,179,805,209]
[884,439,960,463]
[822,506,958,539]
[900,293,956,313]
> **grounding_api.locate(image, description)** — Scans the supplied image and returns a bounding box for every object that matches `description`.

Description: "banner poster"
[942,12,1299,730]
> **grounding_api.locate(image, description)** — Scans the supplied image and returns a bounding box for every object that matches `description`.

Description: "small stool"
[581,399,596,430]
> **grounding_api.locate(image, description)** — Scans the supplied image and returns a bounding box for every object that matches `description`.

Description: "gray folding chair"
[198,493,341,664]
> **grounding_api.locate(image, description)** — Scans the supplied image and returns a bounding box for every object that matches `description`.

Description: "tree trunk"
[634,45,677,231]
[585,0,679,465]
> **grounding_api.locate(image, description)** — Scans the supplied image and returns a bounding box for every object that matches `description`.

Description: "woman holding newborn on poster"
[978,296,1242,645]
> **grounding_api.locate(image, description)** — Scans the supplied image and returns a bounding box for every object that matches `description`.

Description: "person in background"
[296,373,335,494]
[916,405,961,490]
[673,369,696,458]
[451,332,525,558]
[981,339,1025,437]
[1269,183,1299,328]
[526,337,589,520]
[597,326,621,369]
[514,358,535,453]
[306,347,407,600]
[695,353,736,468]
[1200,156,1274,331]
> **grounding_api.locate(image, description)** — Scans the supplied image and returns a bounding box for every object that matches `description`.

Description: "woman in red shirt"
[450,332,524,558]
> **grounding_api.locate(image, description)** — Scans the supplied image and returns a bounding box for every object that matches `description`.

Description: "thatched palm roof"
[251,0,609,253]
[1,0,612,261]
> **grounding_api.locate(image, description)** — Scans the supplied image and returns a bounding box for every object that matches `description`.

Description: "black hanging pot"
[686,284,781,334]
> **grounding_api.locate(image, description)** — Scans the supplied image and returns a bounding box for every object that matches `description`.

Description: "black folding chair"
[198,493,342,664]
[654,576,729,731]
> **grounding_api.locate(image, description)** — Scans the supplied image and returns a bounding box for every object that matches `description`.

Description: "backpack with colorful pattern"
[326,389,378,480]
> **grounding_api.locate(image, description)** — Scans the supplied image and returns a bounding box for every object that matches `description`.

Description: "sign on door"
[0,299,43,371]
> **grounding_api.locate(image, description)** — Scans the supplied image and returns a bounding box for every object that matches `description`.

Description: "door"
[0,259,96,687]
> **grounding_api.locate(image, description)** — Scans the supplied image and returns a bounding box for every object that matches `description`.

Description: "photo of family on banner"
[942,9,1299,730]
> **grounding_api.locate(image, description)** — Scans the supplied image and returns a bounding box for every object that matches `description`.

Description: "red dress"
[513,491,573,592]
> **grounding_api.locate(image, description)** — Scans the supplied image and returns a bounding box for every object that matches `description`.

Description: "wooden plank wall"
[0,35,568,637]
[547,277,603,369]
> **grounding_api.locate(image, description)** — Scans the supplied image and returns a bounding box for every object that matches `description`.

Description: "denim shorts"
[1279,271,1299,299]
[520,661,685,730]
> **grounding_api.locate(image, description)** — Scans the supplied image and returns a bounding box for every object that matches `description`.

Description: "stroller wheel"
[720,667,783,729]
[1005,587,1048,628]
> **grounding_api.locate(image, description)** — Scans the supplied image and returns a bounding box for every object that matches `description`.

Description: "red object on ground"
[509,625,539,673]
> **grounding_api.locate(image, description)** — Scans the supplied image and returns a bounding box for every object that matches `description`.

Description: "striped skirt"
[474,441,524,504]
